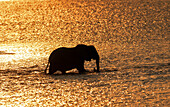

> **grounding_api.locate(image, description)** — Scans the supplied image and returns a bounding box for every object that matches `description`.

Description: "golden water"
[0,0,169,106]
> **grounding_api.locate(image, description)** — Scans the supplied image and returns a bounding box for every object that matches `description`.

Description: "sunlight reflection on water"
[0,43,47,64]
[0,45,32,63]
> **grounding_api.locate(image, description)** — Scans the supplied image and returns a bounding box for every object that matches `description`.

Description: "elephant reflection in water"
[45,44,100,74]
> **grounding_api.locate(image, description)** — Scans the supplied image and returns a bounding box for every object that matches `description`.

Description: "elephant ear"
[88,45,99,59]
[76,44,98,61]
[76,44,90,60]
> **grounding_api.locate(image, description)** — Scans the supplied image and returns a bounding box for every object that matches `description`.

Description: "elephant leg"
[49,64,56,74]
[61,71,66,75]
[77,63,86,74]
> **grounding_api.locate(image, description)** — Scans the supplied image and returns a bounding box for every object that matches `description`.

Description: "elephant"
[44,44,100,74]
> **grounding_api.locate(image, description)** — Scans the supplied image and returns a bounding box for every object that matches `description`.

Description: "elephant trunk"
[96,58,100,72]
[94,55,99,72]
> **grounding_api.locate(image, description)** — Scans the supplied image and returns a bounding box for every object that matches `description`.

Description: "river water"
[0,0,169,106]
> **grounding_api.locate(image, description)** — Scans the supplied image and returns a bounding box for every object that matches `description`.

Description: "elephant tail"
[44,61,50,74]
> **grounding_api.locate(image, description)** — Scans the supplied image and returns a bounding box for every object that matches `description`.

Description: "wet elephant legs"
[49,64,56,74]
[77,62,86,74]
[49,62,86,74]
[49,64,66,74]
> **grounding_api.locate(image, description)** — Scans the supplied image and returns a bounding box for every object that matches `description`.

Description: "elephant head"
[76,44,100,72]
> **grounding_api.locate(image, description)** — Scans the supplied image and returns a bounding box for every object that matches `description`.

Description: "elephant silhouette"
[45,44,100,74]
